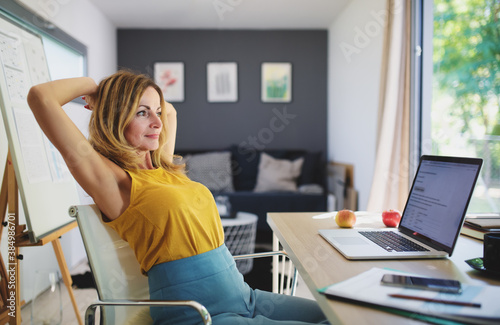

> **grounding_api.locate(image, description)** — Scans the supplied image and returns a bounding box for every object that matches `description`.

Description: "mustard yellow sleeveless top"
[106,168,224,274]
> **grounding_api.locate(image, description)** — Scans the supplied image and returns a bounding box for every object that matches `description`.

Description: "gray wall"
[117,29,327,153]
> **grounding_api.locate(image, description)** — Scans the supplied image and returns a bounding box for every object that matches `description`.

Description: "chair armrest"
[85,299,211,325]
[233,251,297,296]
[233,250,288,260]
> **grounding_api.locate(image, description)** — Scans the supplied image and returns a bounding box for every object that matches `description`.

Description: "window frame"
[410,0,424,176]
[411,1,436,170]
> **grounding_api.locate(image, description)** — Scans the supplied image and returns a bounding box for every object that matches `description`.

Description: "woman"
[28,70,328,324]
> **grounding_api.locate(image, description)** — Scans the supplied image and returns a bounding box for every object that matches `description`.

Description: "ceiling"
[88,0,352,29]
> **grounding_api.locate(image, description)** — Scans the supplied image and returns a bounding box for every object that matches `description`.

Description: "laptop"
[319,155,483,260]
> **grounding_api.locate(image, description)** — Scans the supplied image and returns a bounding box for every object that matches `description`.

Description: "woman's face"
[124,86,162,153]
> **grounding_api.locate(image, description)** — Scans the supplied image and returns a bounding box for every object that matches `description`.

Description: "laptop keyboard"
[359,231,430,252]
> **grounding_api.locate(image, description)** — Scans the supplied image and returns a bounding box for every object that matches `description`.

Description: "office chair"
[69,204,297,325]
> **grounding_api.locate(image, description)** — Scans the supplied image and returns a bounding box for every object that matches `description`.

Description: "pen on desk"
[388,294,482,308]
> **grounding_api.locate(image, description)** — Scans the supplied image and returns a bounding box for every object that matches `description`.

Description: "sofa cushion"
[184,151,235,192]
[230,145,261,191]
[254,153,304,192]
[230,145,325,191]
[298,151,323,186]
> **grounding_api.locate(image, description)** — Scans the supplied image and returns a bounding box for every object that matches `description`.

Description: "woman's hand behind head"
[82,92,97,110]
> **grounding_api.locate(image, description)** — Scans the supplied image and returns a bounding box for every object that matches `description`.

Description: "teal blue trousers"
[148,244,328,324]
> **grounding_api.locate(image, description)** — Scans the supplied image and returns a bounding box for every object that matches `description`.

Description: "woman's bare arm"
[163,101,177,161]
[27,77,130,220]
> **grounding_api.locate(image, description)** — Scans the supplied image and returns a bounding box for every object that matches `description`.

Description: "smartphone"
[381,274,462,293]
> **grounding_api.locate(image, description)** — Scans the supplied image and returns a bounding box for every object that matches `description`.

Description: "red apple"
[335,210,356,228]
[382,209,401,227]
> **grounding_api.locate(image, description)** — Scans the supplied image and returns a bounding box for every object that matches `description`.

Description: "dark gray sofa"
[176,145,328,243]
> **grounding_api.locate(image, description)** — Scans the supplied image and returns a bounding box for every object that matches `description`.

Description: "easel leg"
[3,154,83,325]
[0,162,11,324]
[52,239,83,325]
[6,156,20,325]
[11,247,21,325]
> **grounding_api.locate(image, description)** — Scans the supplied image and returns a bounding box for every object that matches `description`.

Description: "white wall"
[0,0,117,304]
[328,0,386,210]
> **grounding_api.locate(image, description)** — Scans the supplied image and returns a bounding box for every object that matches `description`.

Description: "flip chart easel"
[0,152,83,325]
[0,11,84,324]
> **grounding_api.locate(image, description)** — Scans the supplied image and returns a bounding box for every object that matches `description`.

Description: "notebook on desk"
[319,155,483,260]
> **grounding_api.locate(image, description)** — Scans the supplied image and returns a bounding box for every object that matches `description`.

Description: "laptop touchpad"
[334,237,369,245]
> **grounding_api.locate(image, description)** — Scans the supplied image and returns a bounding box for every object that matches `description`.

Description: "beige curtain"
[367,0,411,212]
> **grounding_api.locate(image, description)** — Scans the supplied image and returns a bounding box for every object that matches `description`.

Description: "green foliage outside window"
[433,0,500,212]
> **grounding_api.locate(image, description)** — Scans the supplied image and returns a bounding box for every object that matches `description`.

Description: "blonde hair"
[88,70,184,173]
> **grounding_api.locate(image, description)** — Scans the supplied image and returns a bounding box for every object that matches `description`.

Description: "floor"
[22,258,314,325]
[21,261,98,325]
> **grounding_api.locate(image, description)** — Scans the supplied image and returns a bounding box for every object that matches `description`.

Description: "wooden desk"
[267,212,500,324]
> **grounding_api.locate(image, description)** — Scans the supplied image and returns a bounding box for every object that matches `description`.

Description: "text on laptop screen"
[400,160,480,248]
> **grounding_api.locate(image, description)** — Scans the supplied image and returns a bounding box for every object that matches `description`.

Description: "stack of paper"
[461,214,500,240]
[319,267,500,324]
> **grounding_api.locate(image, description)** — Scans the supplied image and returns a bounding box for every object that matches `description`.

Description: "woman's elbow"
[27,84,52,113]
[27,85,43,109]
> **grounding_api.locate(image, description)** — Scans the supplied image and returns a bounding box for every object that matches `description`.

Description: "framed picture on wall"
[207,62,238,103]
[154,62,184,102]
[261,62,292,103]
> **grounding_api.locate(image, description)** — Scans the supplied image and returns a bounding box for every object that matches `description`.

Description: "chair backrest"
[70,204,149,324]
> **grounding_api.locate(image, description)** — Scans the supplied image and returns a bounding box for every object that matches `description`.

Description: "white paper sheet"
[321,267,500,324]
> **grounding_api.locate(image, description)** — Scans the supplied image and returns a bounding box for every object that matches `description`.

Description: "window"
[420,0,500,213]
[42,36,85,80]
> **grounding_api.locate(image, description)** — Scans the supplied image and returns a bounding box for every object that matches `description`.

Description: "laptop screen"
[399,156,482,254]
